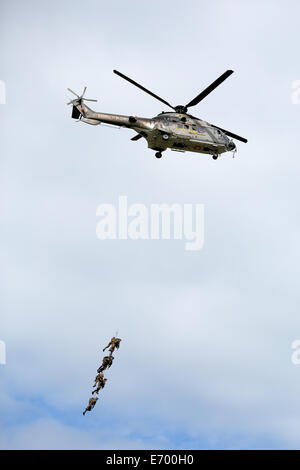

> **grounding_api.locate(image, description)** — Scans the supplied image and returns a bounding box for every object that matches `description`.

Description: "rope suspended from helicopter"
[82,333,122,416]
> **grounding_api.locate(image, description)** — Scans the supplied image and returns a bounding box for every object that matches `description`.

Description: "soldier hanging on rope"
[83,397,98,416]
[97,355,114,373]
[103,336,122,356]
[92,377,107,395]
[93,372,105,388]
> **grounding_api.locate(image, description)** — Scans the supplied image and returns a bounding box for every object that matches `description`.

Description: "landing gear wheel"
[212,154,218,160]
[155,151,162,159]
[162,134,169,140]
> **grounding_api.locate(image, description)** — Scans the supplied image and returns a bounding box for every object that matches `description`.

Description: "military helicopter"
[68,69,247,160]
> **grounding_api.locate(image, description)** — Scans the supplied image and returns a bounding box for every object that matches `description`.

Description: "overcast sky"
[1,0,300,449]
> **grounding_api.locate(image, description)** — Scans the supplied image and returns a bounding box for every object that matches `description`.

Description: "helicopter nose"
[228,141,236,151]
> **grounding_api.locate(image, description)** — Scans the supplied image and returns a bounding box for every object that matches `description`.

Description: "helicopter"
[68,69,247,160]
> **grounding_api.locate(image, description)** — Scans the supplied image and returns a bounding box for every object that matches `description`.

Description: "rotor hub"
[174,105,188,114]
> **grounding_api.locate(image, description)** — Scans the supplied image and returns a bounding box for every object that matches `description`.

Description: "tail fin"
[72,106,81,120]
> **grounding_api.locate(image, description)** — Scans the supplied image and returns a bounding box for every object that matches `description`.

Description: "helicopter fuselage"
[74,103,236,158]
[145,112,235,156]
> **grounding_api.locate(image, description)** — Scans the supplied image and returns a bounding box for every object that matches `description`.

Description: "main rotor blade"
[83,98,97,102]
[211,124,248,143]
[113,69,176,111]
[67,88,79,98]
[186,70,234,108]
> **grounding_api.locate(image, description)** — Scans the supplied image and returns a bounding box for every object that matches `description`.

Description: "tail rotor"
[67,87,98,105]
[67,87,98,120]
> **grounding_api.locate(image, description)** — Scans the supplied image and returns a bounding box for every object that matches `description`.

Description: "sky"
[1,0,300,450]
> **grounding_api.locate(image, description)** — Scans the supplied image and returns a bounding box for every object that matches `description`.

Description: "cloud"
[0,417,172,450]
